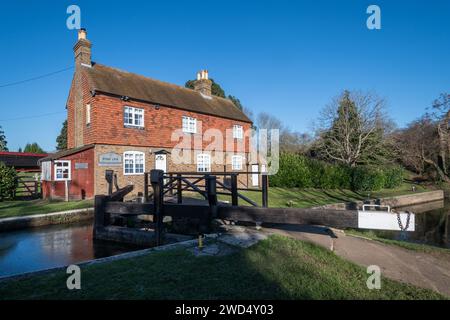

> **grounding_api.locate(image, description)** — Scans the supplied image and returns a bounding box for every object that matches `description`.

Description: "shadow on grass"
[0,235,444,300]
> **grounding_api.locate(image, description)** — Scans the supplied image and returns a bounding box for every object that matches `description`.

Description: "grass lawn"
[0,199,94,219]
[218,182,430,208]
[0,235,444,300]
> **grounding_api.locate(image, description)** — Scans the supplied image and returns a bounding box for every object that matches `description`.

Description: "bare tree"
[315,90,391,166]
[256,112,311,154]
[393,116,449,182]
[428,93,450,174]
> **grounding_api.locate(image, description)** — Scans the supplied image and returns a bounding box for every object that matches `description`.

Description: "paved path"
[264,224,450,297]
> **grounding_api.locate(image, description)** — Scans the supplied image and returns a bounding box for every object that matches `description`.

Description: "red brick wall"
[67,77,75,149]
[67,69,94,149]
[42,147,94,200]
[86,94,252,152]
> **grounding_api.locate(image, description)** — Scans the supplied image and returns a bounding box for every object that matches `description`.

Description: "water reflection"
[0,221,142,277]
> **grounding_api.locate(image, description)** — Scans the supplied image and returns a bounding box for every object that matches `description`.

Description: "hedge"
[0,162,18,201]
[269,153,403,191]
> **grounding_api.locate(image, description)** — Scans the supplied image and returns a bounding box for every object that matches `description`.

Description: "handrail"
[164,171,265,176]
[362,204,391,213]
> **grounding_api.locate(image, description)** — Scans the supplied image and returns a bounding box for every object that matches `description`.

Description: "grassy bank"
[221,182,429,208]
[0,235,444,300]
[0,199,94,219]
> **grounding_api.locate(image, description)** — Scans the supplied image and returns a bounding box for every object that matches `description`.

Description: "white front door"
[155,154,167,172]
[251,164,259,187]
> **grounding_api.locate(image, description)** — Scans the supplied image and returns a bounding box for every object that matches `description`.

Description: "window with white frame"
[54,160,71,181]
[86,104,91,126]
[232,155,243,170]
[197,153,211,172]
[233,125,243,139]
[124,151,145,175]
[124,106,144,128]
[182,116,197,133]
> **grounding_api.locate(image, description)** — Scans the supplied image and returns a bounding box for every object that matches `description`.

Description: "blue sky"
[0,0,449,152]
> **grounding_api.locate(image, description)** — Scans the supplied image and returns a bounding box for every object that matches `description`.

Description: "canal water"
[0,220,143,278]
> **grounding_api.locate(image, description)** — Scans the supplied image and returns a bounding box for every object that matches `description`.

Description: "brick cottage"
[40,29,261,200]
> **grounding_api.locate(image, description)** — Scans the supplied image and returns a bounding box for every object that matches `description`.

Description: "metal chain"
[396,211,411,231]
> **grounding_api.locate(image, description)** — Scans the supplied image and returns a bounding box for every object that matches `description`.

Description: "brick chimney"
[70,28,92,149]
[194,70,212,96]
[73,28,91,67]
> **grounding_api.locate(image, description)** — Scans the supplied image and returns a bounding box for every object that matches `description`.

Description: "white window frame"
[233,124,243,139]
[232,155,243,170]
[86,104,91,126]
[197,153,211,172]
[124,106,144,128]
[123,151,145,175]
[54,160,71,181]
[182,116,197,133]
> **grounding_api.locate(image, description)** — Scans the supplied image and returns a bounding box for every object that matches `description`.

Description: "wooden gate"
[14,175,41,199]
[93,169,415,247]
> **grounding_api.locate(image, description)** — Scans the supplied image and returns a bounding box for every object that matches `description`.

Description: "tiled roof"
[83,63,252,123]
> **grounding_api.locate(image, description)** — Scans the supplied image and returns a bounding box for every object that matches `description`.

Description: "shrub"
[308,160,350,189]
[270,153,312,188]
[383,165,404,189]
[0,162,18,200]
[269,154,403,191]
[351,166,386,191]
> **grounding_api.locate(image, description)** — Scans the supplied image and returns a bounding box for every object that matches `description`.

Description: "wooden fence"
[144,171,268,207]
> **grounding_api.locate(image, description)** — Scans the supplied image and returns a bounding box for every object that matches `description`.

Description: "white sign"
[99,153,122,166]
[358,211,415,231]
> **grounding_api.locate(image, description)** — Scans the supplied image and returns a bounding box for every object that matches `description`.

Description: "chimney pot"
[78,28,87,40]
[193,69,212,96]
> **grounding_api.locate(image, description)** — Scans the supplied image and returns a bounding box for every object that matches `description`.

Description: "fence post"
[93,195,109,237]
[105,170,113,196]
[177,174,182,204]
[206,175,218,215]
[204,175,217,233]
[144,173,149,203]
[231,174,238,206]
[151,169,164,246]
[169,173,174,196]
[262,174,268,208]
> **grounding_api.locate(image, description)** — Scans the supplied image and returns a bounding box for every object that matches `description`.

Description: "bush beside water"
[270,153,403,191]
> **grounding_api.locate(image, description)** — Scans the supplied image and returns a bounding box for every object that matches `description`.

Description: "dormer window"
[182,116,197,133]
[233,125,243,139]
[124,106,144,128]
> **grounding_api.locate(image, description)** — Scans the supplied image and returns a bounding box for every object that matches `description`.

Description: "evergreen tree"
[228,95,243,110]
[23,142,45,154]
[56,120,68,151]
[318,90,389,166]
[0,126,8,151]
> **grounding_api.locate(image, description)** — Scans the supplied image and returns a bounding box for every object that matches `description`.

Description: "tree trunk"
[437,122,447,174]
[424,158,450,182]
